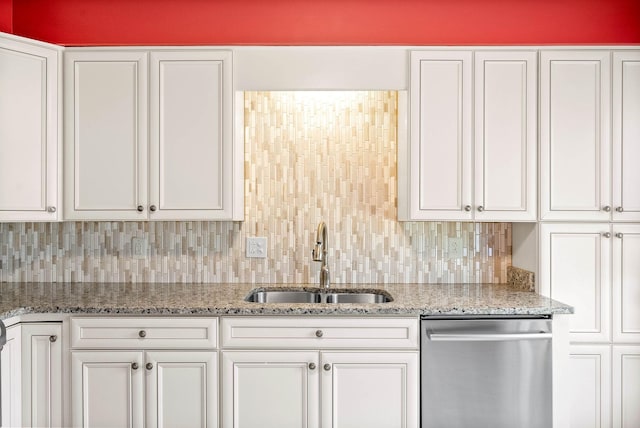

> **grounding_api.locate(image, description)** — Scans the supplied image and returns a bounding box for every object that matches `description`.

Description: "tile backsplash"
[0,91,511,283]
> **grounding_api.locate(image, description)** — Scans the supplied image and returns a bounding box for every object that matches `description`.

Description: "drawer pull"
[146,363,154,370]
[131,362,139,370]
[324,363,331,371]
[315,330,323,338]
[138,330,147,338]
[49,335,57,343]
[308,362,316,370]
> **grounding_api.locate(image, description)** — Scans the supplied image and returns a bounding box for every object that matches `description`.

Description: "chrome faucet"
[312,222,330,288]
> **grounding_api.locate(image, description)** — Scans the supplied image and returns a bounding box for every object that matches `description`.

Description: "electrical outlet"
[246,237,267,258]
[448,237,463,258]
[132,237,148,259]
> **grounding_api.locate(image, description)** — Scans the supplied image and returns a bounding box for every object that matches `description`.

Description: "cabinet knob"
[308,362,316,370]
[138,330,147,338]
[149,205,157,212]
[47,206,56,213]
[137,205,144,212]
[616,207,624,213]
[603,206,611,212]
[323,363,332,371]
[616,233,623,239]
[477,206,484,212]
[602,232,611,238]
[146,363,154,370]
[49,335,57,343]
[131,362,139,370]
[315,330,323,338]
[463,205,471,212]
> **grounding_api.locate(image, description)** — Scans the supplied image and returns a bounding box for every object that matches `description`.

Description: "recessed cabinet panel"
[1,327,21,428]
[540,51,611,221]
[150,51,234,220]
[222,351,320,428]
[321,352,418,428]
[64,50,148,220]
[613,52,640,221]
[540,223,611,342]
[146,351,218,428]
[613,346,640,427]
[409,51,473,220]
[568,345,611,428]
[72,351,145,428]
[0,36,60,221]
[474,52,536,221]
[613,225,640,342]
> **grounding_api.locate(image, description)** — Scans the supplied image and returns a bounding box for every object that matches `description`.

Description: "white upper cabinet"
[149,51,236,220]
[540,223,611,343]
[540,51,611,221]
[64,50,148,220]
[613,51,640,222]
[474,51,537,221]
[405,51,473,221]
[64,48,241,221]
[402,50,536,221]
[0,34,61,221]
[613,224,640,343]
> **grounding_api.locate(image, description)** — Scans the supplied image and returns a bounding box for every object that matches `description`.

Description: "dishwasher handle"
[426,331,552,342]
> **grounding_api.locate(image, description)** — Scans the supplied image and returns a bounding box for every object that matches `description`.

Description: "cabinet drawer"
[221,317,419,349]
[71,317,217,349]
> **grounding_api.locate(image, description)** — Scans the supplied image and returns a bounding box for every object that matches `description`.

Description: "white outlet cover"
[246,237,267,258]
[447,237,463,258]
[132,237,148,259]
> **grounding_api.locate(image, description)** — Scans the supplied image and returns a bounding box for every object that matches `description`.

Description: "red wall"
[0,0,12,33]
[10,0,640,46]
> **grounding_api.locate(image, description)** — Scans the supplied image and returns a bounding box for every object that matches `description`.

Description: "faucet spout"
[312,222,330,288]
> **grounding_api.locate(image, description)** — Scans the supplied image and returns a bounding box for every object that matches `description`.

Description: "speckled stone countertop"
[0,282,573,320]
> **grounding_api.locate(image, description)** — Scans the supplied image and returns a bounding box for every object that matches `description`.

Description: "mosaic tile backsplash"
[0,91,511,283]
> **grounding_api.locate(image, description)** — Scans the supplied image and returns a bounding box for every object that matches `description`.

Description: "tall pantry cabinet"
[539,50,640,428]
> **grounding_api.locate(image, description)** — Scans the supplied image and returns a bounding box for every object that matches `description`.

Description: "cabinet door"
[0,35,60,221]
[568,345,611,428]
[64,50,148,220]
[540,223,611,342]
[613,51,640,221]
[221,351,319,428]
[1,326,22,428]
[613,225,640,342]
[540,51,611,221]
[407,51,473,221]
[71,350,144,428]
[21,323,63,427]
[321,352,418,428]
[474,51,537,221]
[149,51,236,220]
[612,346,640,427]
[146,351,218,428]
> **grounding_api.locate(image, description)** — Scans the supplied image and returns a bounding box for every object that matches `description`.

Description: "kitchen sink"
[244,288,393,304]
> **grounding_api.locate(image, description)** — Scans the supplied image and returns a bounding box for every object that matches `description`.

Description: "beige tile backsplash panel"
[0,91,511,283]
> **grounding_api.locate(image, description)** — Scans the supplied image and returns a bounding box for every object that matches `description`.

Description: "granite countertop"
[0,282,573,320]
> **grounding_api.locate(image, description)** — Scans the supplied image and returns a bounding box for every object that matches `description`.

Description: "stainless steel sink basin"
[244,288,393,304]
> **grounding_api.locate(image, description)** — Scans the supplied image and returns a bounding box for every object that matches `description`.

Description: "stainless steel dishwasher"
[421,316,552,428]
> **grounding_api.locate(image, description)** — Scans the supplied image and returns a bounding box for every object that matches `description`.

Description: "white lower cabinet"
[568,345,611,428]
[69,317,219,428]
[612,346,640,428]
[71,351,144,428]
[220,317,419,428]
[0,323,63,428]
[221,351,320,428]
[320,352,418,428]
